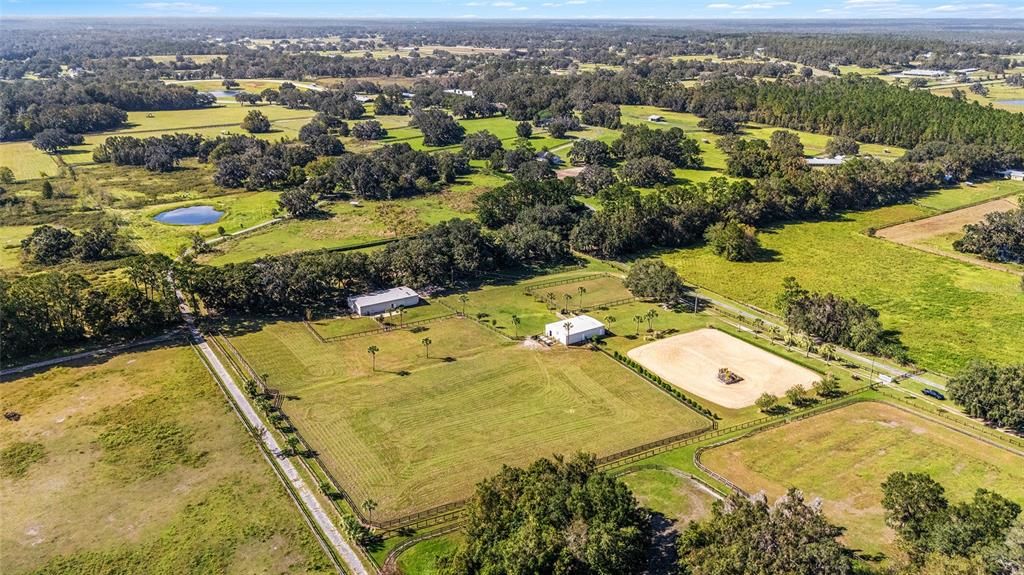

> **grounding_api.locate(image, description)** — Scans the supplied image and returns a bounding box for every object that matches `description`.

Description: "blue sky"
[3,0,1023,19]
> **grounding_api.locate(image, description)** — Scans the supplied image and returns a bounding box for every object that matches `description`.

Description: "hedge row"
[610,350,718,419]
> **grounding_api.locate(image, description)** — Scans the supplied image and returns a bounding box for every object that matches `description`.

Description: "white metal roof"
[545,314,605,335]
[349,286,418,308]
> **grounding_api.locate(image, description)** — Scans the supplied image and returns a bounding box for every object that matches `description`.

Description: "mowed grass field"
[225,317,710,519]
[619,468,717,525]
[0,344,330,575]
[663,195,1024,374]
[701,401,1024,558]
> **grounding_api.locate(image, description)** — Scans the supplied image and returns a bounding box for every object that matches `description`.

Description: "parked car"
[922,388,945,400]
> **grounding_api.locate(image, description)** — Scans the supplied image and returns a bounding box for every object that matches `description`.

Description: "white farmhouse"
[544,315,605,345]
[998,169,1024,182]
[347,287,420,316]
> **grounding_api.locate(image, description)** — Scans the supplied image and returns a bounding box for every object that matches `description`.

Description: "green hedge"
[611,350,718,419]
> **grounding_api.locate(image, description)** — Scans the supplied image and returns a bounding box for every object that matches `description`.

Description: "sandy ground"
[627,328,820,409]
[877,196,1021,274]
[878,196,1018,244]
[555,166,585,180]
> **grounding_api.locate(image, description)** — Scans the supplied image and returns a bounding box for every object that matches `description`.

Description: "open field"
[878,194,1021,274]
[701,401,1024,558]
[225,317,710,519]
[0,344,330,574]
[931,81,1024,111]
[663,199,1024,374]
[628,328,821,409]
[619,468,717,524]
[0,141,61,180]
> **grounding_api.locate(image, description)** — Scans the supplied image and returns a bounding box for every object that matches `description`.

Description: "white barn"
[347,287,420,316]
[545,315,605,345]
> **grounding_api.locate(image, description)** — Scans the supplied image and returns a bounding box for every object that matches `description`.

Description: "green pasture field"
[0,225,35,272]
[201,170,503,265]
[0,344,330,575]
[619,468,717,525]
[662,199,1024,374]
[0,141,60,180]
[913,179,1023,212]
[224,316,710,519]
[201,201,388,265]
[701,401,1024,558]
[931,81,1024,111]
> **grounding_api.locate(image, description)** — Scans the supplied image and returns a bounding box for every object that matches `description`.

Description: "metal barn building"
[545,315,606,345]
[347,287,420,316]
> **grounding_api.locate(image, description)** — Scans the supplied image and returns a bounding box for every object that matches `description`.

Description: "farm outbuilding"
[999,169,1024,181]
[545,315,605,345]
[347,287,420,316]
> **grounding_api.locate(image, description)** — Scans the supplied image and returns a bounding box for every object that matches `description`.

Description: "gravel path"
[177,295,369,575]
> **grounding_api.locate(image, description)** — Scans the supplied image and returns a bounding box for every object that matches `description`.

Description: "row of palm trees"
[366,337,437,370]
[540,286,590,313]
[633,309,659,335]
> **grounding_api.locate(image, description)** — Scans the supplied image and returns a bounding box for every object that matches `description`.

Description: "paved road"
[176,295,368,575]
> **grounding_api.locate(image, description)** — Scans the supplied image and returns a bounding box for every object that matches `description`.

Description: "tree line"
[0,78,214,141]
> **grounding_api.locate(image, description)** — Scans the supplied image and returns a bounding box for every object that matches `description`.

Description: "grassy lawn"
[0,344,330,574]
[931,81,1024,112]
[225,317,710,520]
[701,401,1024,559]
[309,315,382,339]
[662,202,1024,374]
[619,468,717,525]
[526,274,634,311]
[397,534,463,575]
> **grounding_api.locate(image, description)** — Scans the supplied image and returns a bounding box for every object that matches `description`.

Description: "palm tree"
[645,309,659,332]
[633,315,643,335]
[562,321,573,342]
[604,315,616,330]
[458,294,469,316]
[563,293,572,313]
[421,337,432,358]
[545,292,556,310]
[367,345,379,371]
[362,499,378,523]
[511,315,521,338]
[577,286,587,311]
[821,344,837,363]
[397,305,406,327]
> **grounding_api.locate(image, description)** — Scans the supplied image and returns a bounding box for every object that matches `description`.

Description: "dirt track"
[627,328,820,409]
[876,196,1021,275]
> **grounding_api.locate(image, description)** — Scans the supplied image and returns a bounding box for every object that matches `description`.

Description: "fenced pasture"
[435,269,631,337]
[627,328,821,409]
[700,401,1024,558]
[225,316,710,521]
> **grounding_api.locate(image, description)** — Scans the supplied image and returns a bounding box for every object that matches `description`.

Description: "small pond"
[996,99,1024,106]
[154,205,224,225]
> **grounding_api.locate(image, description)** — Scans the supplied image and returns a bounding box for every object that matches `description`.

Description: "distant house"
[999,169,1024,182]
[545,315,605,346]
[903,69,946,78]
[443,88,474,98]
[347,287,420,316]
[805,155,847,167]
[536,150,563,166]
[648,114,664,122]
[354,94,375,102]
[953,67,980,74]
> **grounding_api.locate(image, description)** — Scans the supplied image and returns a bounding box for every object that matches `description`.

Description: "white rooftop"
[349,286,418,308]
[545,314,604,335]
[806,155,846,166]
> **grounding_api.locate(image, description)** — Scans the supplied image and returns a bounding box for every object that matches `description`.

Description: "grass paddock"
[226,317,710,519]
[701,401,1024,559]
